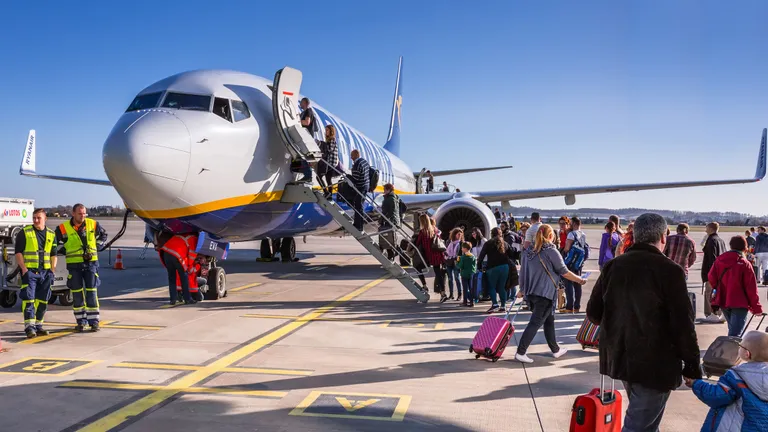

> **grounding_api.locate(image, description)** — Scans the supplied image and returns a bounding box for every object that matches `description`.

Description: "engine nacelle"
[433,193,497,239]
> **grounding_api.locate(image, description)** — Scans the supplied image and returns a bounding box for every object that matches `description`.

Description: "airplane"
[19,57,767,299]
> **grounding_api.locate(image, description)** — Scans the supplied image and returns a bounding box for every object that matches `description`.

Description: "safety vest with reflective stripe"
[160,235,189,271]
[180,235,199,264]
[60,218,99,264]
[22,226,55,270]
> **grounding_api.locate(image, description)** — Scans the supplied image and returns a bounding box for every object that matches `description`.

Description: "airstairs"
[281,181,431,303]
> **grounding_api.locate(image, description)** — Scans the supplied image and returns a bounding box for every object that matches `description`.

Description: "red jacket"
[709,251,763,314]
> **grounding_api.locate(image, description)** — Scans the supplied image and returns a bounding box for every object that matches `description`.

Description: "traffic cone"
[113,249,125,270]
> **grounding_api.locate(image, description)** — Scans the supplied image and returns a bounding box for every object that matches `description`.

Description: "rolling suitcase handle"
[739,313,767,338]
[599,375,616,404]
[504,299,524,324]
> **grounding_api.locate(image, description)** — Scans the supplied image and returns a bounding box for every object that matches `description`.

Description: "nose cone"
[103,110,191,212]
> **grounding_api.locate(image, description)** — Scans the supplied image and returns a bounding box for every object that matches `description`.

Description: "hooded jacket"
[709,251,763,314]
[755,232,768,254]
[693,361,768,432]
[520,243,567,301]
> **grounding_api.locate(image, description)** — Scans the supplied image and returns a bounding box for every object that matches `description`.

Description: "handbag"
[432,234,447,253]
[539,253,566,308]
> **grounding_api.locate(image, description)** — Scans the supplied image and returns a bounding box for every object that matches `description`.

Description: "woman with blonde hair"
[444,227,464,301]
[415,213,447,301]
[515,224,587,364]
[316,124,339,198]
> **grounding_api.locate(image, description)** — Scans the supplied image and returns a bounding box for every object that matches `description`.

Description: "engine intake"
[433,195,497,239]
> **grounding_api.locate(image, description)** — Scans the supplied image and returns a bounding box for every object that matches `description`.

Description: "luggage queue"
[408,210,768,431]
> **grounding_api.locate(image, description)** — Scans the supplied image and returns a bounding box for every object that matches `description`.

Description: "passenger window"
[213,98,232,122]
[231,100,251,122]
[162,93,211,111]
[126,92,163,112]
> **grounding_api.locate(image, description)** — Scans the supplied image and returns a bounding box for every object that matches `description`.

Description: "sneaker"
[704,314,723,324]
[553,348,568,359]
[515,353,534,364]
[74,324,85,333]
[25,328,37,339]
[184,299,198,305]
[574,309,581,313]
[448,295,454,300]
[486,305,499,314]
[35,327,50,336]
[440,296,448,304]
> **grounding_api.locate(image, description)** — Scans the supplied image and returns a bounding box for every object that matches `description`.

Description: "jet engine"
[433,193,497,239]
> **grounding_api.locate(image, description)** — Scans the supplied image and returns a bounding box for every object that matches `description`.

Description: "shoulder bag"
[539,253,566,309]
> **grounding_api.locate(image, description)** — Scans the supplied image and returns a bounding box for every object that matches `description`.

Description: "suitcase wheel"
[475,354,481,359]
[491,358,499,363]
[469,344,474,353]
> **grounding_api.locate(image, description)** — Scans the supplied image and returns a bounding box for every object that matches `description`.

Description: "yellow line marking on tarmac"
[0,319,15,325]
[112,362,313,376]
[241,313,375,323]
[17,321,116,345]
[277,273,301,279]
[0,357,102,376]
[309,266,328,271]
[75,275,389,432]
[228,282,263,292]
[434,323,445,330]
[60,381,286,398]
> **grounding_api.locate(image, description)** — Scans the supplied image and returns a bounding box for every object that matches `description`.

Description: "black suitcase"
[688,292,696,317]
[702,313,766,378]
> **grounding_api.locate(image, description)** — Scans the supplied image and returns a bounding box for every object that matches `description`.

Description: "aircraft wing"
[414,165,513,177]
[19,130,112,186]
[401,128,767,211]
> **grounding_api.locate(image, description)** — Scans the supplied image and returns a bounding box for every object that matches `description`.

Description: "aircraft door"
[271,67,322,161]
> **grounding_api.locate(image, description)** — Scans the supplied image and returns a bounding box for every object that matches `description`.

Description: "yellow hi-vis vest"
[60,218,99,264]
[22,226,55,270]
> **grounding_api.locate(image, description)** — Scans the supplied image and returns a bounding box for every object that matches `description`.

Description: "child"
[456,241,477,307]
[685,330,768,432]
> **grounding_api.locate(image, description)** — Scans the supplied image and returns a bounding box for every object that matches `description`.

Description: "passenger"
[470,227,487,302]
[499,221,521,300]
[441,181,450,192]
[686,330,768,432]
[562,216,587,313]
[455,188,461,192]
[456,241,477,307]
[477,227,517,313]
[299,97,318,137]
[663,223,697,280]
[316,124,339,198]
[586,213,701,432]
[349,150,370,231]
[444,228,464,301]
[494,208,502,224]
[746,229,757,250]
[378,183,400,262]
[598,221,620,269]
[415,214,447,301]
[614,221,634,257]
[520,222,531,241]
[709,235,763,337]
[515,224,586,363]
[753,226,768,284]
[747,229,759,280]
[751,226,758,239]
[609,214,625,236]
[557,216,570,257]
[523,212,542,249]
[425,170,434,193]
[406,233,428,289]
[702,222,728,323]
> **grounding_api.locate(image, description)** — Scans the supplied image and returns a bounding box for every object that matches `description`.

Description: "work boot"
[25,328,36,339]
[90,322,100,332]
[35,326,50,336]
[75,324,85,333]
[183,299,197,305]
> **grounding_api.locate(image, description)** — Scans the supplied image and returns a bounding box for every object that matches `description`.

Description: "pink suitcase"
[470,304,518,362]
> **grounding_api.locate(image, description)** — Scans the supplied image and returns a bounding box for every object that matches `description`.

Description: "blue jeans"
[446,264,461,297]
[486,265,509,307]
[461,276,473,304]
[564,278,582,310]
[723,308,749,337]
[622,381,671,432]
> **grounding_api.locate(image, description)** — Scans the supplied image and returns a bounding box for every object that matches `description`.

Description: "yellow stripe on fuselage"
[132,187,413,219]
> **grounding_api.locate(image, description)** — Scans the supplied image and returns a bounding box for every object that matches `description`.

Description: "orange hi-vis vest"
[159,235,189,271]
[174,234,200,293]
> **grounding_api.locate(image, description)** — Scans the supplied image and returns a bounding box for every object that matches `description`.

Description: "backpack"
[368,167,380,192]
[565,232,587,271]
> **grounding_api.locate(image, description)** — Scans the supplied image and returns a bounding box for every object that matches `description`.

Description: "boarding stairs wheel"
[281,180,430,303]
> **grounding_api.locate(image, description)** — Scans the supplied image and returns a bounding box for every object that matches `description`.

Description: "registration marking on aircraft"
[72,275,389,432]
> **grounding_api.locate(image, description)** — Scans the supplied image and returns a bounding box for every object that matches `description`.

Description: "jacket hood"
[524,243,555,260]
[717,250,747,267]
[733,361,768,401]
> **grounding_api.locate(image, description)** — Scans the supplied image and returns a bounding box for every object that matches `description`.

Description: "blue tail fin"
[383,57,403,157]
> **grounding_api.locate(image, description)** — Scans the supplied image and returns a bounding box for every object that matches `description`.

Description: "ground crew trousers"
[69,264,100,325]
[20,270,53,330]
[163,252,192,303]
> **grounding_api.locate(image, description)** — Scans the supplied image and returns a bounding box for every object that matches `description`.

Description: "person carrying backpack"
[562,216,588,313]
[599,221,620,269]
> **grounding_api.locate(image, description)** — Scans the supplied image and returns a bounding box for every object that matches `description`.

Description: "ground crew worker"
[54,203,107,332]
[14,208,57,338]
[156,232,196,305]
[178,234,202,301]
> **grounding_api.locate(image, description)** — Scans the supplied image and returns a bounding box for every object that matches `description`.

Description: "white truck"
[0,197,70,308]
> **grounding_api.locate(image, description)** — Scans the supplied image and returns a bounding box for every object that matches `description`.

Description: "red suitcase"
[469,303,518,362]
[570,376,622,432]
[576,317,599,350]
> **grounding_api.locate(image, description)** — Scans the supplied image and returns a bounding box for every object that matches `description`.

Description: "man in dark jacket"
[702,222,727,323]
[378,183,400,261]
[754,226,768,284]
[587,213,701,432]
[349,149,370,231]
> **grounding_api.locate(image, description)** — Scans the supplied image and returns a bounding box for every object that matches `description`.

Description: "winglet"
[756,128,767,181]
[20,129,36,175]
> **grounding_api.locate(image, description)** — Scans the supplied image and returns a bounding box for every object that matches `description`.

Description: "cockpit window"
[162,93,211,111]
[231,100,251,122]
[126,92,163,112]
[213,97,232,122]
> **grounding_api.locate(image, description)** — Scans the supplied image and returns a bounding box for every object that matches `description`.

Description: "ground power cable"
[508,301,546,432]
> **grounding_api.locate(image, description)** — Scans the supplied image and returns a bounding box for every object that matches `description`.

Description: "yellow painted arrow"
[335,397,379,412]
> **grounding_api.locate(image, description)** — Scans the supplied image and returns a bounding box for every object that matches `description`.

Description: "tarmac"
[0,218,759,431]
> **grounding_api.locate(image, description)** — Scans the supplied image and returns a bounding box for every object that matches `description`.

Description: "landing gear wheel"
[280,237,296,262]
[0,290,17,308]
[259,239,273,260]
[58,290,74,306]
[205,267,226,300]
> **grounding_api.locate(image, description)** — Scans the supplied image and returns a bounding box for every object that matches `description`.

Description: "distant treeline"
[44,205,125,217]
[497,206,767,226]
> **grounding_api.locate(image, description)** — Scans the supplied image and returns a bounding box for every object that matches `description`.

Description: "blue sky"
[1,1,767,214]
